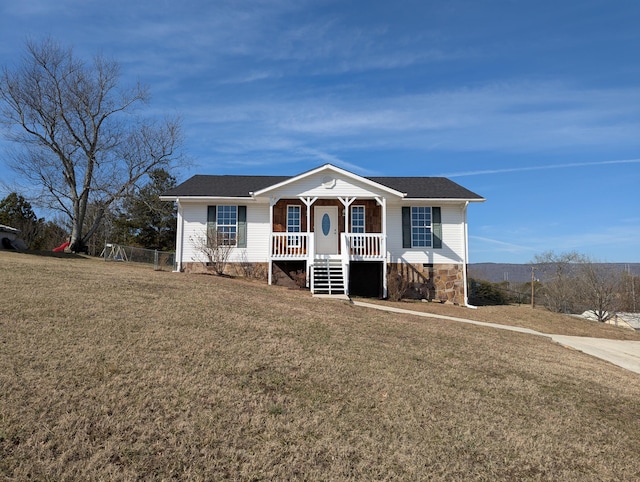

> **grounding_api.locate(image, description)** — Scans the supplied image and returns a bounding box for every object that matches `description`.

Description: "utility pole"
[627,265,636,312]
[531,266,536,309]
[633,274,637,312]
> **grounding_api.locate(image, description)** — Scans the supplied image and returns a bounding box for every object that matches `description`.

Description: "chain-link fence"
[102,243,175,271]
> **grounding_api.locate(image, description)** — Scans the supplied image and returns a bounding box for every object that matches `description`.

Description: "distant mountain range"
[468,263,640,284]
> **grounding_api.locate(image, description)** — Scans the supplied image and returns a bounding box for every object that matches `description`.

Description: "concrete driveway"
[549,335,640,374]
[352,301,640,375]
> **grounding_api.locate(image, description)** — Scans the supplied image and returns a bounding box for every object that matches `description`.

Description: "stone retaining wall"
[392,262,464,304]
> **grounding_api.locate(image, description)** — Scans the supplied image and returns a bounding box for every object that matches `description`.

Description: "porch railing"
[271,233,311,259]
[270,232,385,260]
[344,233,385,259]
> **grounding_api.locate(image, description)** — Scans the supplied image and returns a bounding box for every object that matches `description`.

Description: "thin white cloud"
[184,81,640,156]
[439,159,640,178]
[470,235,536,253]
[294,148,380,175]
[168,78,640,177]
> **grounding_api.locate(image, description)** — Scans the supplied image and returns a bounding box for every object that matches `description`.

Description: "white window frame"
[287,204,301,246]
[411,206,432,248]
[351,205,365,234]
[217,205,238,246]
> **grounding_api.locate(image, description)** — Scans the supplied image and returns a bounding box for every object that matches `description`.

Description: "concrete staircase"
[311,258,347,297]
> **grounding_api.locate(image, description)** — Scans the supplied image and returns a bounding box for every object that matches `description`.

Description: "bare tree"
[0,38,183,252]
[574,260,621,322]
[534,251,624,321]
[619,269,639,313]
[534,251,583,313]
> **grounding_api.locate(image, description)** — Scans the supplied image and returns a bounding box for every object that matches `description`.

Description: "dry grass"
[1,250,640,481]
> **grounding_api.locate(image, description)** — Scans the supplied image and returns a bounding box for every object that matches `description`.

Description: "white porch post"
[376,196,388,298]
[338,196,356,230]
[338,196,356,254]
[300,196,317,287]
[268,196,278,286]
[338,197,356,297]
[300,197,317,236]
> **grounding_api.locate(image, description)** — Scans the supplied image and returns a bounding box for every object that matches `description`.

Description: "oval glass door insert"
[322,213,331,236]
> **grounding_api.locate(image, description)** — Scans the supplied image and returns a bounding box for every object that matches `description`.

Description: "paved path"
[548,335,640,374]
[352,301,640,375]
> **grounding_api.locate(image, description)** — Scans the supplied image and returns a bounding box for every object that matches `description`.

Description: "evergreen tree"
[116,169,177,250]
[0,192,43,248]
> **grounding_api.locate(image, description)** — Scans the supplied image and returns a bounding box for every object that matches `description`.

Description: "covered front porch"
[266,197,388,296]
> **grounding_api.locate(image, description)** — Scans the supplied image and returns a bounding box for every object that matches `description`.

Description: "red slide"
[52,241,70,252]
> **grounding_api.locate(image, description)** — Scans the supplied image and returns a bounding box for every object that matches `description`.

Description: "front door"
[314,206,338,255]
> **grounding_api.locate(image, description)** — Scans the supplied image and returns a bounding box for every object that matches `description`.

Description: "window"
[351,205,365,233]
[207,205,247,248]
[287,205,301,245]
[217,205,238,246]
[402,206,441,249]
[411,206,432,247]
[287,205,301,233]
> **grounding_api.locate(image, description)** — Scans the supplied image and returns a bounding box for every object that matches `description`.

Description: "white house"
[161,164,484,303]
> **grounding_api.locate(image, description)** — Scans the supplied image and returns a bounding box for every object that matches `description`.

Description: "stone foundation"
[391,262,464,304]
[181,260,464,303]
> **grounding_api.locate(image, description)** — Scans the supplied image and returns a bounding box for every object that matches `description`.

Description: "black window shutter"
[207,205,217,231]
[402,207,411,248]
[237,206,247,248]
[206,206,217,247]
[432,207,442,249]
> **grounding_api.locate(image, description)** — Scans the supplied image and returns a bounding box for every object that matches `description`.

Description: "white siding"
[176,198,468,268]
[243,203,270,262]
[179,202,206,264]
[178,201,270,265]
[386,202,466,264]
[264,172,399,199]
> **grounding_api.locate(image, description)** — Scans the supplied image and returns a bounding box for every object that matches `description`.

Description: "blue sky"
[1,0,639,263]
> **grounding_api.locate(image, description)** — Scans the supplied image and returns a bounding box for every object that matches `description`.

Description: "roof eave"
[401,197,486,203]
[161,195,257,203]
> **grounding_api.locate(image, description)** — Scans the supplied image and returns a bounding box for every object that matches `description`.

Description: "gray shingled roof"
[163,173,483,200]
[370,177,482,199]
[162,175,289,198]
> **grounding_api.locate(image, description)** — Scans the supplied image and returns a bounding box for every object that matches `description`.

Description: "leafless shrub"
[238,251,267,280]
[387,268,409,301]
[190,228,233,275]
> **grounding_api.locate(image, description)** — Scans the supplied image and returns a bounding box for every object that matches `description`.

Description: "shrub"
[387,269,409,301]
[469,278,508,305]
